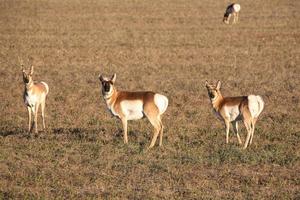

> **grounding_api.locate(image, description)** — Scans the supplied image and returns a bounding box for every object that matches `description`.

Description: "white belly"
[24,93,38,107]
[224,105,241,121]
[121,100,144,120]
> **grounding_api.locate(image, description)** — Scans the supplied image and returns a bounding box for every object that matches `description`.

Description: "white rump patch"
[233,4,241,12]
[41,81,49,94]
[248,95,264,118]
[154,94,168,115]
[121,100,144,120]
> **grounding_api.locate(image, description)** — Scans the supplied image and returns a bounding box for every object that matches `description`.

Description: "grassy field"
[0,0,299,199]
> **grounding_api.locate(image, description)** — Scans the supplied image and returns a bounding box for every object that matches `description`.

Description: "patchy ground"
[0,0,299,199]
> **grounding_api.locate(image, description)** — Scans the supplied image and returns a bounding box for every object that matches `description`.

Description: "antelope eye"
[209,91,215,98]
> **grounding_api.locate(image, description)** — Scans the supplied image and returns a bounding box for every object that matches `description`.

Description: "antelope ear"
[99,74,104,82]
[205,80,209,87]
[205,80,213,89]
[216,80,221,90]
[21,65,26,73]
[29,66,34,75]
[111,73,116,83]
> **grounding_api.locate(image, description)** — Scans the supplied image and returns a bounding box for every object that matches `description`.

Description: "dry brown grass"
[0,0,299,199]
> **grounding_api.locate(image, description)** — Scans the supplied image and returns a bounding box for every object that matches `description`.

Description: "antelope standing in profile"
[205,81,264,149]
[22,65,49,133]
[99,73,168,149]
[223,3,241,24]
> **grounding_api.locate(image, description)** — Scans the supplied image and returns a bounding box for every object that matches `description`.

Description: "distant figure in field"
[205,80,264,149]
[22,65,49,133]
[223,3,241,24]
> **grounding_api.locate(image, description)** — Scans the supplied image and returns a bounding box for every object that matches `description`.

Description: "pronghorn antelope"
[223,3,241,24]
[205,81,264,149]
[99,73,168,148]
[22,65,49,133]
